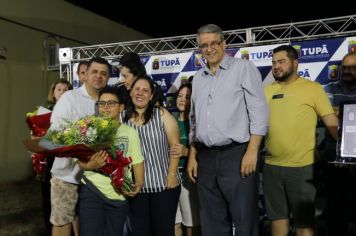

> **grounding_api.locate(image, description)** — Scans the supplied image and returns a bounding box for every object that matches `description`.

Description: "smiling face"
[53,83,70,101]
[176,86,191,113]
[130,79,153,110]
[98,93,124,119]
[120,66,136,90]
[85,62,109,92]
[198,32,225,68]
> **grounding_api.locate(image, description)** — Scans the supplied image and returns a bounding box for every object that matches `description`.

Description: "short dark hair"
[87,57,110,70]
[273,45,298,61]
[98,86,130,107]
[76,61,89,74]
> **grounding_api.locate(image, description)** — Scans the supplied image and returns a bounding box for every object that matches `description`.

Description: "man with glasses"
[187,24,268,236]
[49,57,110,236]
[324,52,356,116]
[97,100,120,107]
[323,52,356,235]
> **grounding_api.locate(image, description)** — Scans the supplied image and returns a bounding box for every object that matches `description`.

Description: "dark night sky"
[66,0,355,38]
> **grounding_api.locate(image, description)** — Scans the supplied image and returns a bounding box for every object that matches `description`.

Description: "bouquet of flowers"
[45,115,118,155]
[25,106,52,176]
[26,106,52,137]
[24,115,134,192]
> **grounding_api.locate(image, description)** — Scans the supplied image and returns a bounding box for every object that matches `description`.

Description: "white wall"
[0,0,150,182]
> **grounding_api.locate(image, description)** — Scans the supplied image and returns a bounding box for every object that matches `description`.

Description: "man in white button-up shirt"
[49,57,110,236]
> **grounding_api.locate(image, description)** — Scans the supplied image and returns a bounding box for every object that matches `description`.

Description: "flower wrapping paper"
[23,138,133,191]
[25,107,52,137]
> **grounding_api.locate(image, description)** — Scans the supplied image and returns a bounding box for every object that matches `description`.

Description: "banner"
[71,36,356,101]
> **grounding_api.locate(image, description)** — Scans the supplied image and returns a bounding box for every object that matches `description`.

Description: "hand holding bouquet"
[24,115,134,191]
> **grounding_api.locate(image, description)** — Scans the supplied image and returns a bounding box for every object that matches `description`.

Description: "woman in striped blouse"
[123,75,182,236]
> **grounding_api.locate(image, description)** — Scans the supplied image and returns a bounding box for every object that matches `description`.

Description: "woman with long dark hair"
[123,75,181,236]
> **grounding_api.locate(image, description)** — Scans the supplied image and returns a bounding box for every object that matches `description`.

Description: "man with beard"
[324,52,356,115]
[263,45,338,236]
[322,52,356,236]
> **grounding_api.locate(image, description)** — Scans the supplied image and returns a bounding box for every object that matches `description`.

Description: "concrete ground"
[0,177,46,236]
[0,174,354,236]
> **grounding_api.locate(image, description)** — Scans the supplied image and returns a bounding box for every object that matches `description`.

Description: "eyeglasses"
[199,40,223,50]
[96,100,120,108]
[340,65,356,72]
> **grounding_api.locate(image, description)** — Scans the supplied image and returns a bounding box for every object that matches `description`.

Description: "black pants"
[128,186,181,236]
[79,185,129,236]
[196,143,259,236]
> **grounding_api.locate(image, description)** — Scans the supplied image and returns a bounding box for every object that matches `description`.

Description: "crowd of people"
[31,23,356,236]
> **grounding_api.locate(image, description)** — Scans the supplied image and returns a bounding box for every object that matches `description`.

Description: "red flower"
[25,112,52,137]
[26,141,132,190]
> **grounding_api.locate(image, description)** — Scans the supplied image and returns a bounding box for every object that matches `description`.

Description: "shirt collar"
[219,54,230,70]
[80,84,92,98]
[202,54,230,75]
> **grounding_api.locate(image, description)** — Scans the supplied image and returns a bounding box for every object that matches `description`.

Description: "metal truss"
[60,14,356,79]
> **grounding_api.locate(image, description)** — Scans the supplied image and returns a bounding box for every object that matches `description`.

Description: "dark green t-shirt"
[176,117,190,170]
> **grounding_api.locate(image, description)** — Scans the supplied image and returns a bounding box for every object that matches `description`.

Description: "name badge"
[272,94,284,99]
